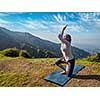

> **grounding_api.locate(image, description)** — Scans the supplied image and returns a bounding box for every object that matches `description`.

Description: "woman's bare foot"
[60,70,67,74]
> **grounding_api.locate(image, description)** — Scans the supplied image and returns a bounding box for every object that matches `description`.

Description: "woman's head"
[64,34,71,43]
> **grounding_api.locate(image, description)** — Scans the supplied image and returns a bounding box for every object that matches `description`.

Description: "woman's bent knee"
[55,59,62,66]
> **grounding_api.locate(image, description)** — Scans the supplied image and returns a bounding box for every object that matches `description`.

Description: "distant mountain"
[0,26,90,58]
[84,48,100,55]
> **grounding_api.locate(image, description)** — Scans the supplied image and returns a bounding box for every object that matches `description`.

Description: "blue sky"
[0,12,100,50]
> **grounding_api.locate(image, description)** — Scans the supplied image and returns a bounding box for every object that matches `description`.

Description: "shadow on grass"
[72,75,100,81]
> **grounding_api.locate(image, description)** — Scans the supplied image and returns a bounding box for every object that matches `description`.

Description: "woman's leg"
[55,57,67,73]
[67,59,75,77]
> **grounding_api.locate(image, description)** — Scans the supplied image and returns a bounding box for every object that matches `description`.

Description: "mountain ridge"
[0,26,90,58]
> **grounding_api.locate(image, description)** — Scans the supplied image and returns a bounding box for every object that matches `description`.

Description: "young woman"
[55,25,75,77]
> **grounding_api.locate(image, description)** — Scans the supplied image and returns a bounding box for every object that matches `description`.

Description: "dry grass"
[0,58,58,87]
[65,60,100,87]
[0,57,100,87]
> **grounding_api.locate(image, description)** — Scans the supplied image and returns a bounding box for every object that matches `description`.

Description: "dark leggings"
[55,57,75,77]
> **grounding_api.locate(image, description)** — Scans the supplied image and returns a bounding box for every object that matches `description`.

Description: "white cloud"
[79,12,100,22]
[0,13,9,16]
[0,18,10,27]
[96,19,100,25]
[21,14,84,37]
[79,13,91,22]
[53,15,60,23]
[0,12,24,17]
[63,15,66,21]
[76,12,100,33]
[21,18,49,30]
[53,14,66,23]
[58,14,63,22]
[68,25,82,33]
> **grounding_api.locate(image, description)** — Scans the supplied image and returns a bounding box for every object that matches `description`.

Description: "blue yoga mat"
[44,64,84,86]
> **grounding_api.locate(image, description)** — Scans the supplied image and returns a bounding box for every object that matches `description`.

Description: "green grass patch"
[0,54,100,86]
[0,48,32,59]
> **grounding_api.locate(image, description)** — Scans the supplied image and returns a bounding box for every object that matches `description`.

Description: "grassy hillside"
[0,54,100,87]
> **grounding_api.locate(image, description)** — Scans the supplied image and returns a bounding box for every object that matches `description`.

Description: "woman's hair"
[65,34,72,43]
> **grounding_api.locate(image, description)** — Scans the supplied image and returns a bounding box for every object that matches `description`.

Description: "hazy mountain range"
[0,26,90,58]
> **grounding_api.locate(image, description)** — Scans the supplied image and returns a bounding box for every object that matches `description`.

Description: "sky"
[0,12,100,50]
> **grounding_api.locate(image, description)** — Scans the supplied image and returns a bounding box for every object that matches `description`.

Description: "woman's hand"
[61,25,68,33]
[58,24,68,40]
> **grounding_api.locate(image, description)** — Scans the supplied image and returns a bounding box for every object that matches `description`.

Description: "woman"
[55,25,75,77]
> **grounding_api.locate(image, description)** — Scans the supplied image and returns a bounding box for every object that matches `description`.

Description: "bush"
[86,53,100,62]
[19,50,31,58]
[2,48,19,57]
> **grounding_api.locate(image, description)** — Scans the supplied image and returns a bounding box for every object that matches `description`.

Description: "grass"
[0,56,58,86]
[0,54,100,87]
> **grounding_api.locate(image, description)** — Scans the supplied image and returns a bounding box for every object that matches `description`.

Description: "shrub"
[0,51,2,54]
[19,50,31,58]
[86,53,100,62]
[2,48,19,57]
